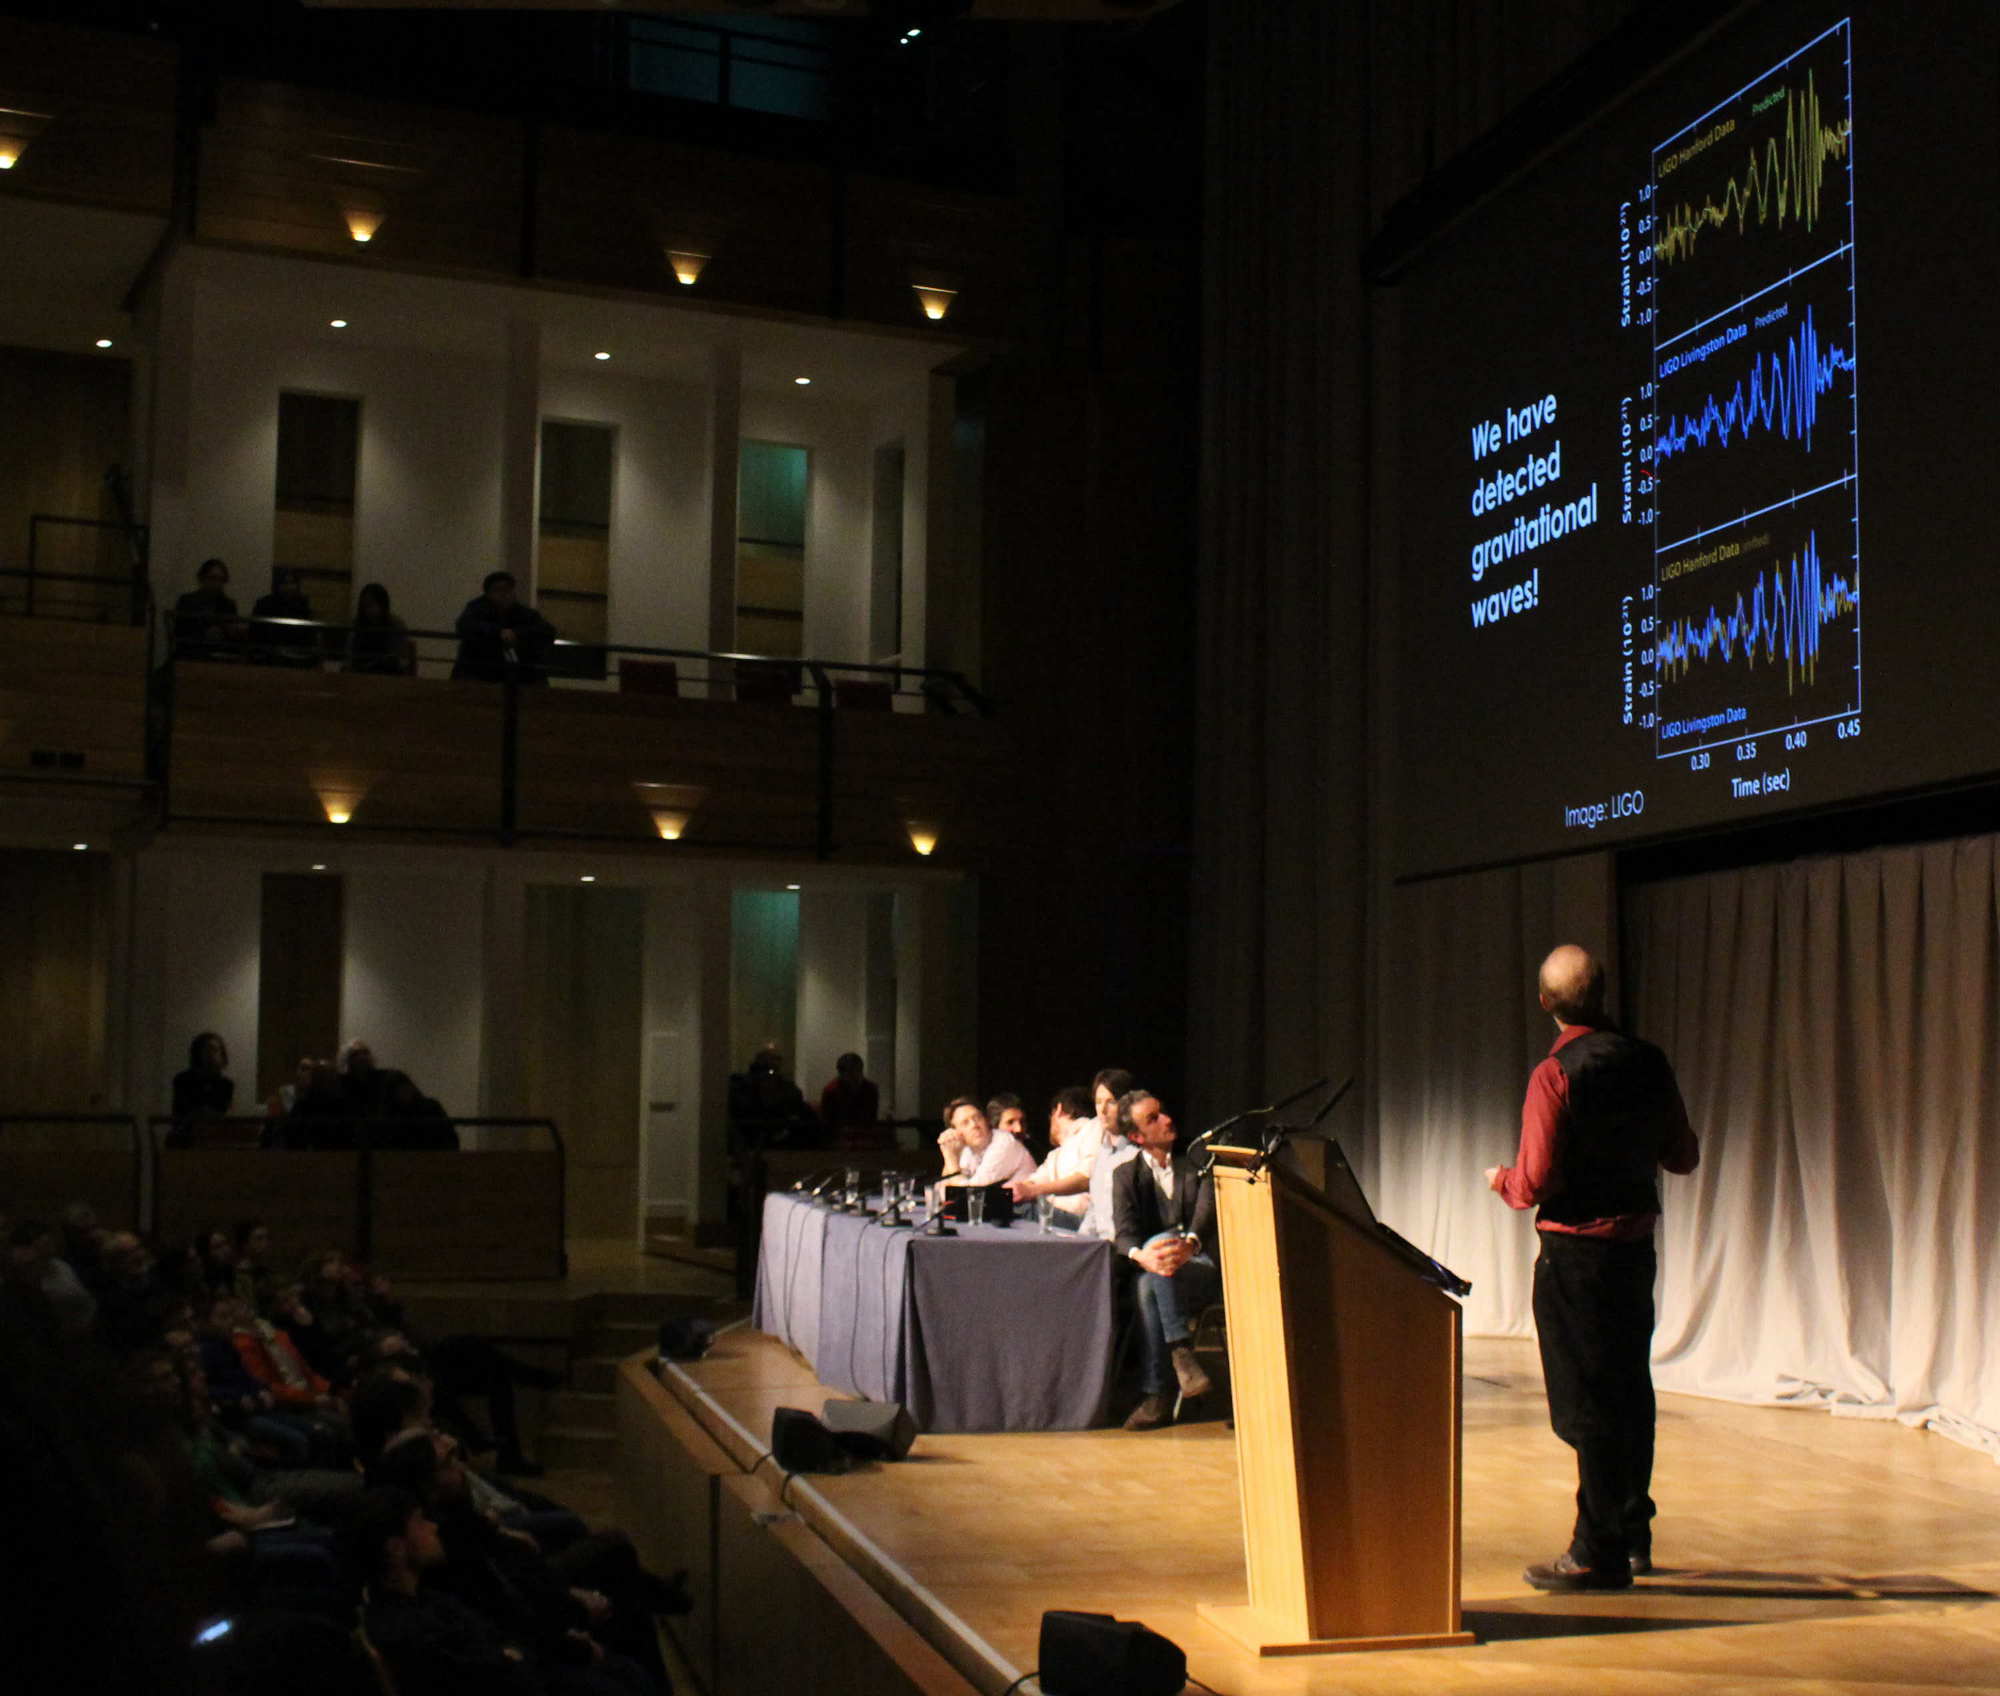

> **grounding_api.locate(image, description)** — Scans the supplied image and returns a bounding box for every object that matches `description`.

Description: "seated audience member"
[382,1070,458,1149]
[92,1230,167,1349]
[937,1095,1036,1187]
[198,1224,239,1291]
[264,1056,316,1119]
[1082,1066,1140,1237]
[1007,1086,1102,1219]
[249,567,321,666]
[727,1044,819,1150]
[234,1218,279,1313]
[366,1429,669,1692]
[59,1199,104,1284]
[337,1038,388,1120]
[452,570,557,684]
[352,1321,559,1479]
[266,1058,348,1149]
[173,557,246,658]
[347,580,415,676]
[817,1051,884,1151]
[172,1031,236,1134]
[7,1218,98,1336]
[216,1292,349,1465]
[1111,1089,1220,1430]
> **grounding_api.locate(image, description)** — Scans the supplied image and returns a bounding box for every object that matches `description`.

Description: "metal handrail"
[17,513,152,625]
[157,607,993,713]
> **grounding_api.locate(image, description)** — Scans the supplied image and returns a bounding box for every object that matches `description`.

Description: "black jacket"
[1111,1151,1216,1257]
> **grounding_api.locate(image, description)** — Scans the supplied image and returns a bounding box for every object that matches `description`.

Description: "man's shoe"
[1628,1546,1652,1577]
[1170,1345,1212,1400]
[1523,1550,1632,1592]
[1122,1394,1172,1431]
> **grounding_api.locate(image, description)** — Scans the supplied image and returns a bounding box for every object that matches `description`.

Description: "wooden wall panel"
[0,345,131,584]
[0,616,147,779]
[0,847,115,1113]
[255,871,344,1102]
[0,19,175,216]
[524,887,642,1239]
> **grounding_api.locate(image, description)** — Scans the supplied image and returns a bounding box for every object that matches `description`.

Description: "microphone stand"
[1247,1075,1354,1178]
[1189,1077,1328,1175]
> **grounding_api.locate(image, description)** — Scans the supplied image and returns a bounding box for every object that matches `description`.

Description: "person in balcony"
[248,566,321,666]
[818,1052,885,1152]
[348,580,416,676]
[173,557,247,658]
[451,570,556,684]
[171,1031,236,1139]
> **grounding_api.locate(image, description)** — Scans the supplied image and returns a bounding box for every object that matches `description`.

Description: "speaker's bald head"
[1537,945,1605,1024]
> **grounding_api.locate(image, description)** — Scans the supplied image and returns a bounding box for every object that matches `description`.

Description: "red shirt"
[1495,1023,1699,1239]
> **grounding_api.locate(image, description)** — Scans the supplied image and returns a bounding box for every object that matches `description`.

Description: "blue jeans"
[1135,1237,1219,1396]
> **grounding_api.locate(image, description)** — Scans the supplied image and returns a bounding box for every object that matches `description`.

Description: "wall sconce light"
[911,285,958,323]
[0,106,52,172]
[906,820,939,857]
[633,781,704,841]
[667,249,711,287]
[314,780,367,824]
[343,207,384,244]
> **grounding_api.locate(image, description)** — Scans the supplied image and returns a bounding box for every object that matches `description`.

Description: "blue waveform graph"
[1654,530,1858,699]
[1655,305,1855,463]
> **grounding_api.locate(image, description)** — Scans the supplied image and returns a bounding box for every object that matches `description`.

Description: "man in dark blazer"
[1111,1088,1220,1429]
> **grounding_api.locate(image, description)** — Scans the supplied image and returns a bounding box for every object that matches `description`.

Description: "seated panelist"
[937,1095,1036,1187]
[1006,1086,1101,1215]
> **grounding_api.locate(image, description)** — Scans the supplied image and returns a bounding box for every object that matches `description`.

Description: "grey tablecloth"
[752,1190,1116,1432]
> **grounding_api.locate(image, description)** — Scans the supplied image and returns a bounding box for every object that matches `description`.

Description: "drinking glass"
[1036,1197,1053,1234]
[967,1187,986,1228]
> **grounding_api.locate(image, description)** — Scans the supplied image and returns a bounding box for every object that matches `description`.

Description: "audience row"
[172,1032,456,1151]
[0,1198,685,1695]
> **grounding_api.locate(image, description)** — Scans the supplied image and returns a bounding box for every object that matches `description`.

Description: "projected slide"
[1379,0,2000,881]
[1646,21,1860,763]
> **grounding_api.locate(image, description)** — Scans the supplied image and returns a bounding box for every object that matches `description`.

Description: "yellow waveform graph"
[1654,71,1852,266]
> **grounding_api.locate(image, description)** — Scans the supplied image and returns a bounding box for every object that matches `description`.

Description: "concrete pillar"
[500,317,541,588]
[706,340,743,661]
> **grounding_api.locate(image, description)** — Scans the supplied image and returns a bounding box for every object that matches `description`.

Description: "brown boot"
[1171,1345,1212,1399]
[1123,1394,1171,1430]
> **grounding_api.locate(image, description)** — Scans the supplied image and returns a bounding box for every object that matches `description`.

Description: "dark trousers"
[1531,1230,1658,1569]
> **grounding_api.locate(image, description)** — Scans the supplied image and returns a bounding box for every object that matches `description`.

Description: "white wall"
[540,368,711,653]
[339,869,486,1117]
[151,254,507,632]
[640,884,704,1227]
[132,853,263,1116]
[795,889,870,1108]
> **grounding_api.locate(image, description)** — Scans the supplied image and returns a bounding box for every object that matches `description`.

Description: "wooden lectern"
[1197,1148,1473,1655]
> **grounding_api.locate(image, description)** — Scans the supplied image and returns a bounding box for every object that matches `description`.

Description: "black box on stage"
[770,1406,850,1475]
[1037,1611,1186,1696]
[657,1317,715,1361]
[821,1398,918,1461]
[939,1182,1014,1225]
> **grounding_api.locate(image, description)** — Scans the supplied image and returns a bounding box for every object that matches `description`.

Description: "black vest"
[1539,1028,1678,1227]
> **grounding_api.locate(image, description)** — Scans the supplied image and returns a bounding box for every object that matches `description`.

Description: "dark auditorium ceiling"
[302,1,1182,15]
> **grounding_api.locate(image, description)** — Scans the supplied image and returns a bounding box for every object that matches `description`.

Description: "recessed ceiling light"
[794,376,812,386]
[329,318,348,329]
[72,842,88,851]
[580,874,597,883]
[785,883,801,890]
[94,338,113,349]
[311,863,327,871]
[594,350,611,361]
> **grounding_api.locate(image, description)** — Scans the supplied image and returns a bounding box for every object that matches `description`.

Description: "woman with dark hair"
[346,581,415,676]
[171,1032,234,1136]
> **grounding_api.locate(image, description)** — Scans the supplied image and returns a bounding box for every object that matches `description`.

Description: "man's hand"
[1134,1239,1192,1277]
[1484,1165,1506,1193]
[571,1588,612,1623]
[1005,1176,1042,1202]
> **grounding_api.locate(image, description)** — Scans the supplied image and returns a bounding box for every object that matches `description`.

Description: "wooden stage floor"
[657,1325,2000,1696]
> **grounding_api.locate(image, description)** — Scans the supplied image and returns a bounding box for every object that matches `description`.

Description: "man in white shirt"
[1110,1089,1219,1429]
[938,1095,1037,1187]
[1006,1086,1101,1218]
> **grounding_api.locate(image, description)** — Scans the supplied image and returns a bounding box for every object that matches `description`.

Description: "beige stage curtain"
[1629,834,2000,1459]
